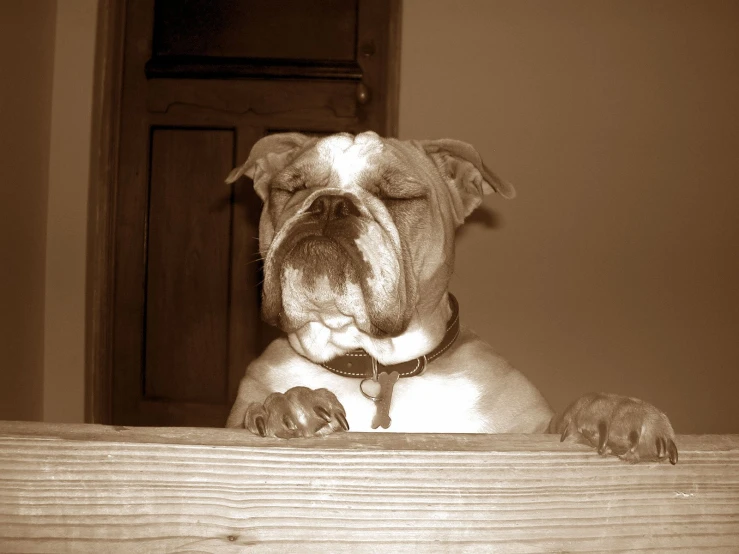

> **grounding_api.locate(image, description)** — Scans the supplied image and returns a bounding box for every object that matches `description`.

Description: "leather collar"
[321,294,460,379]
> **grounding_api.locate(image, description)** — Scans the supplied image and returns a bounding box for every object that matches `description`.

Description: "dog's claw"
[560,422,572,442]
[597,421,609,455]
[314,406,332,423]
[255,416,267,437]
[656,437,666,459]
[336,411,349,431]
[282,414,298,431]
[668,439,678,465]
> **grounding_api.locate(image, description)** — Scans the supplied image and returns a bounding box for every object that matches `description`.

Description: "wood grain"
[0,422,737,553]
[144,128,234,404]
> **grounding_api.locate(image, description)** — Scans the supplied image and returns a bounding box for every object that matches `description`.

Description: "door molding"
[85,0,126,424]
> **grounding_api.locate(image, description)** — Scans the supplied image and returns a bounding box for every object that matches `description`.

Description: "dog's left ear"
[226,133,314,200]
[420,139,516,225]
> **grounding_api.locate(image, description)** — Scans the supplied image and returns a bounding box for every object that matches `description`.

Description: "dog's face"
[227,132,514,363]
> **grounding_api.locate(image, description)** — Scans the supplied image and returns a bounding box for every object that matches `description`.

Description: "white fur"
[354,225,401,298]
[317,133,383,188]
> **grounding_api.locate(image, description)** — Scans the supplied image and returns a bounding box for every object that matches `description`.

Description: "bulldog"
[225,131,677,464]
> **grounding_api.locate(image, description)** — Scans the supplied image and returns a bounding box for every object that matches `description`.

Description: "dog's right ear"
[225,133,313,200]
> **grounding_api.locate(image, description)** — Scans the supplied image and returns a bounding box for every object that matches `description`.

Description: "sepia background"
[1,0,737,433]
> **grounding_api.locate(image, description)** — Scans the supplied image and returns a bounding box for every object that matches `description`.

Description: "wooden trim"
[385,0,403,137]
[145,56,364,81]
[84,0,126,424]
[355,0,403,136]
[1,422,738,551]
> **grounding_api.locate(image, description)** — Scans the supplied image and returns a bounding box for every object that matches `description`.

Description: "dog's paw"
[242,386,349,439]
[554,393,678,464]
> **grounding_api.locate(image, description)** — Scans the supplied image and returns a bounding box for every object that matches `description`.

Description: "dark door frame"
[85,0,126,424]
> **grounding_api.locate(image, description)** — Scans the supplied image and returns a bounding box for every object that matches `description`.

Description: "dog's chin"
[285,314,420,364]
[286,321,366,363]
[284,298,453,366]
[276,287,412,361]
[273,274,416,364]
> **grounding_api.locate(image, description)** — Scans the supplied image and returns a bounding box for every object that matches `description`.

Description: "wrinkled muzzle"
[260,192,415,338]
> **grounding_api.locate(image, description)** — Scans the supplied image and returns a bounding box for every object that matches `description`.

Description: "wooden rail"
[0,421,737,553]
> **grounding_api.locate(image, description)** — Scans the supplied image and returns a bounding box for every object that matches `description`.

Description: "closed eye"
[379,189,427,202]
[269,182,306,205]
[382,194,427,209]
[272,183,305,194]
[377,169,426,201]
[273,169,306,193]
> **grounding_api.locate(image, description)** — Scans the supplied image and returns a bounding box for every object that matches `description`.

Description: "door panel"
[152,0,358,61]
[145,129,234,404]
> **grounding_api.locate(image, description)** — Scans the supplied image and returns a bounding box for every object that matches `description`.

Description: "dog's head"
[227,131,514,363]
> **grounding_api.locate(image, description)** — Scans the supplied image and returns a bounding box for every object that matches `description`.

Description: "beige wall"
[399,0,739,433]
[0,1,58,421]
[43,0,98,423]
[0,0,96,423]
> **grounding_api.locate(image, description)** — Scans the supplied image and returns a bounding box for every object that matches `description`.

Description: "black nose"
[308,194,359,221]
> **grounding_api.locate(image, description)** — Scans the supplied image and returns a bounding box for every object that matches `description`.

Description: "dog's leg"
[227,338,350,437]
[548,393,678,464]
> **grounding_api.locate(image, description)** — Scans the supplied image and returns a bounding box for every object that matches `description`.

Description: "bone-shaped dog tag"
[370,371,399,429]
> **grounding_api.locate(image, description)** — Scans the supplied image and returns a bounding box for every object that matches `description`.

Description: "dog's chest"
[263,356,487,433]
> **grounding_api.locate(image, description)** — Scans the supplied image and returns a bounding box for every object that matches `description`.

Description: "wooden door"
[104,0,401,427]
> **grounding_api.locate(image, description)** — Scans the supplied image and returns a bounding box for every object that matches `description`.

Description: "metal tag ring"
[359,378,381,401]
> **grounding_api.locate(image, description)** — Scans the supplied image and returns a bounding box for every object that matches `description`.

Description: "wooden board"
[0,421,737,553]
